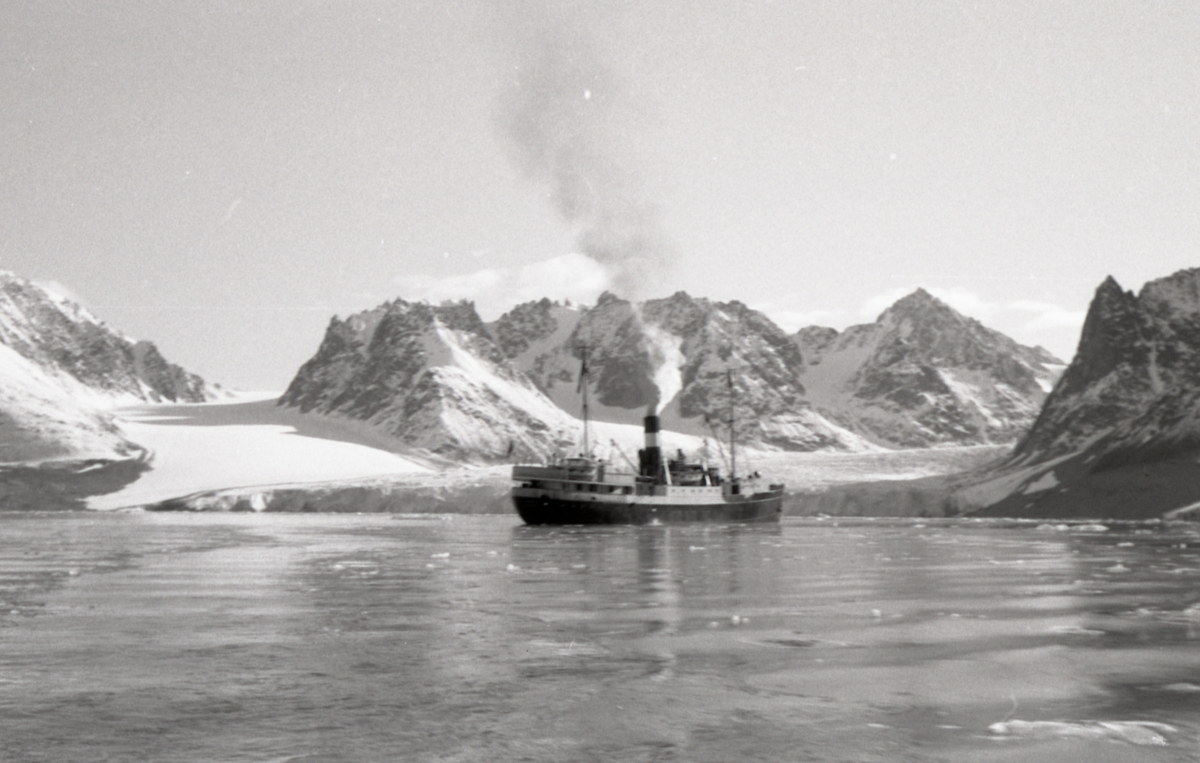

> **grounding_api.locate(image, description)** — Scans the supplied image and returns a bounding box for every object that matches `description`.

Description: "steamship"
[510,358,784,525]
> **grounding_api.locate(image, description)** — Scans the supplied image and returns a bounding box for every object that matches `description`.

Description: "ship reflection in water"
[1,513,1199,762]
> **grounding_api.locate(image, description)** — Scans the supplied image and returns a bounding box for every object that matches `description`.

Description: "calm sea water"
[2,512,1200,762]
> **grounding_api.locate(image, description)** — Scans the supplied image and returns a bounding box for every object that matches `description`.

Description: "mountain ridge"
[498,290,874,452]
[280,287,1068,463]
[0,270,222,464]
[794,288,1064,448]
[279,298,578,462]
[957,267,1200,519]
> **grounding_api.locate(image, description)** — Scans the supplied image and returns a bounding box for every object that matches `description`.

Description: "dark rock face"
[795,289,1063,448]
[131,341,211,403]
[641,294,819,447]
[951,268,1200,520]
[280,299,574,460]
[793,326,839,360]
[571,294,659,410]
[1013,268,1200,467]
[0,272,213,404]
[502,290,864,451]
[490,298,560,359]
[970,457,1200,521]
[492,294,667,419]
[283,300,504,418]
[0,458,149,510]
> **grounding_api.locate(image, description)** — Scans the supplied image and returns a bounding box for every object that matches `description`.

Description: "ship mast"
[578,344,590,456]
[727,368,736,480]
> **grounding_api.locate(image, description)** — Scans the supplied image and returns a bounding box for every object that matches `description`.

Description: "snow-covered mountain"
[959,268,1200,518]
[0,272,217,405]
[0,271,221,462]
[281,288,1080,464]
[496,291,874,452]
[794,289,1064,448]
[278,299,579,461]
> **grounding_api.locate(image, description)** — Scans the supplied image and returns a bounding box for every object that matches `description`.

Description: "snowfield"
[89,394,430,510]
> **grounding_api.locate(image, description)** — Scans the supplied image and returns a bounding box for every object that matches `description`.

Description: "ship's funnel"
[643,405,660,450]
[639,404,663,480]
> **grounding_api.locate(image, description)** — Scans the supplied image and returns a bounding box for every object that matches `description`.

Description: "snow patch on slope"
[1036,364,1067,393]
[435,322,568,424]
[1022,470,1060,493]
[0,344,135,463]
[937,369,1003,430]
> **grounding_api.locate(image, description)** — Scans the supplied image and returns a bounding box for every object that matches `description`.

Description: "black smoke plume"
[498,2,677,298]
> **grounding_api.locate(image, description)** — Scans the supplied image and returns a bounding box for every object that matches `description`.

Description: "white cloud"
[394,252,613,320]
[395,269,506,304]
[1008,300,1088,331]
[757,285,1013,335]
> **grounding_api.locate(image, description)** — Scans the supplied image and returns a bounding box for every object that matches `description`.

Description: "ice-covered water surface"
[1,514,1199,762]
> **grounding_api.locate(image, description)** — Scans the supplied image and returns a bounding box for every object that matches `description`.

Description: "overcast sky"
[2,1,1197,389]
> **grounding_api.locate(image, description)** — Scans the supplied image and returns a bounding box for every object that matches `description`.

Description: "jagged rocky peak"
[0,270,217,404]
[956,268,1200,519]
[499,289,867,451]
[1045,277,1146,402]
[0,269,221,464]
[282,298,501,416]
[793,326,840,361]
[879,288,1060,372]
[554,290,868,450]
[639,290,710,337]
[280,298,576,461]
[880,287,954,322]
[1013,268,1200,466]
[794,288,1064,448]
[505,291,657,415]
[644,294,868,451]
[490,297,566,358]
[641,293,808,416]
[1140,267,1200,317]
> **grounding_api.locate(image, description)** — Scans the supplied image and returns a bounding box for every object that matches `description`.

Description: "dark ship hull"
[511,406,784,526]
[512,487,783,525]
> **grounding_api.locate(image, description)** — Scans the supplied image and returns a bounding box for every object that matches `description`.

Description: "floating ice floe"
[1048,625,1105,636]
[989,720,1174,746]
[1159,683,1200,692]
